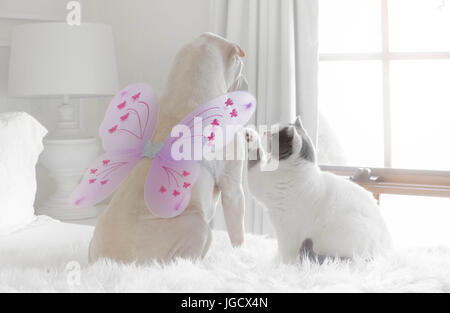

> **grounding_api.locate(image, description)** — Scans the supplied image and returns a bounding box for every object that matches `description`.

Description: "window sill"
[320,165,450,198]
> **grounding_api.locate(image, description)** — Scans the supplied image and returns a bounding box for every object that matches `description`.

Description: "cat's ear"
[277,126,298,160]
[294,118,317,163]
[294,115,305,132]
[294,115,313,139]
[281,126,296,144]
[291,126,303,152]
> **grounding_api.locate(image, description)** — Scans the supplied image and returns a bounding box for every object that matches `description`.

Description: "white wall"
[80,0,212,136]
[0,0,69,206]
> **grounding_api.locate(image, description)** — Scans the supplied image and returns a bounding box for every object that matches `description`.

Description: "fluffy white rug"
[1,225,450,292]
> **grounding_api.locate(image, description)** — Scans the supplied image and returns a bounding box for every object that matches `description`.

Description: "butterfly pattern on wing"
[70,83,159,208]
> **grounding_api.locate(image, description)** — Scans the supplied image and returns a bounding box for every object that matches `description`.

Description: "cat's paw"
[243,127,265,167]
[243,127,259,145]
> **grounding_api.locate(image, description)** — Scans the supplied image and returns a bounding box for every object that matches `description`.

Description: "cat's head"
[245,116,316,172]
[274,116,316,165]
[244,116,316,203]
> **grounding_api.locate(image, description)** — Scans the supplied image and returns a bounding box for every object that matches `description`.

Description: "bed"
[0,216,93,268]
[1,113,450,292]
[1,215,450,292]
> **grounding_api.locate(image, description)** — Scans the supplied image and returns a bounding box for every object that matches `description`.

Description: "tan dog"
[89,33,248,264]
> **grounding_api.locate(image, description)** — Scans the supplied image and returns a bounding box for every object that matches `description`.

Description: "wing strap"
[142,141,164,158]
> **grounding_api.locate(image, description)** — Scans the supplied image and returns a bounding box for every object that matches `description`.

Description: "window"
[318,0,450,247]
[318,0,450,198]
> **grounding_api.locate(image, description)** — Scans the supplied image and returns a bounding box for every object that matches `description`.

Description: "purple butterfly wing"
[70,152,141,208]
[99,83,159,153]
[144,91,256,218]
[70,83,159,208]
[144,157,198,218]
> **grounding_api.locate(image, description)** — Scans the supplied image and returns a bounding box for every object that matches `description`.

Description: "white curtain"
[210,0,319,235]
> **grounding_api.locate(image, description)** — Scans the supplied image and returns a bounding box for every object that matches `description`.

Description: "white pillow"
[0,112,47,235]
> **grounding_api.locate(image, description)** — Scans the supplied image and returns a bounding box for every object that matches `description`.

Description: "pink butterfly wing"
[70,152,141,208]
[144,91,256,218]
[99,83,159,153]
[70,83,159,208]
[144,157,198,218]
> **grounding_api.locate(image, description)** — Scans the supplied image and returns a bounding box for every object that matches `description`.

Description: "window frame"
[318,0,450,199]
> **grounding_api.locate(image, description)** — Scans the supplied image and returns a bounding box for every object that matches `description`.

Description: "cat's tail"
[299,238,326,264]
[299,238,351,264]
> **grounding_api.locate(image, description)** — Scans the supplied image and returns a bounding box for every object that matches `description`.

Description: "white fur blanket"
[1,218,450,292]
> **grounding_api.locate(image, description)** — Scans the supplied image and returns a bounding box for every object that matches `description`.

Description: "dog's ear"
[200,32,245,57]
[234,45,245,57]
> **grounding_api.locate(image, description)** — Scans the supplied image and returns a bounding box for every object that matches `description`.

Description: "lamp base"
[37,137,100,221]
[48,99,84,140]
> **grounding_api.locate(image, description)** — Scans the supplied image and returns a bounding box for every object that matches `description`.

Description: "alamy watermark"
[169,118,280,171]
[65,260,81,287]
[66,1,81,26]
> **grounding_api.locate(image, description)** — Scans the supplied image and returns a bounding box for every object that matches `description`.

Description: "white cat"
[244,117,391,263]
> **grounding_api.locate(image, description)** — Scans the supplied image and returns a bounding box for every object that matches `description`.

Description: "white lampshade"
[8,23,118,97]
